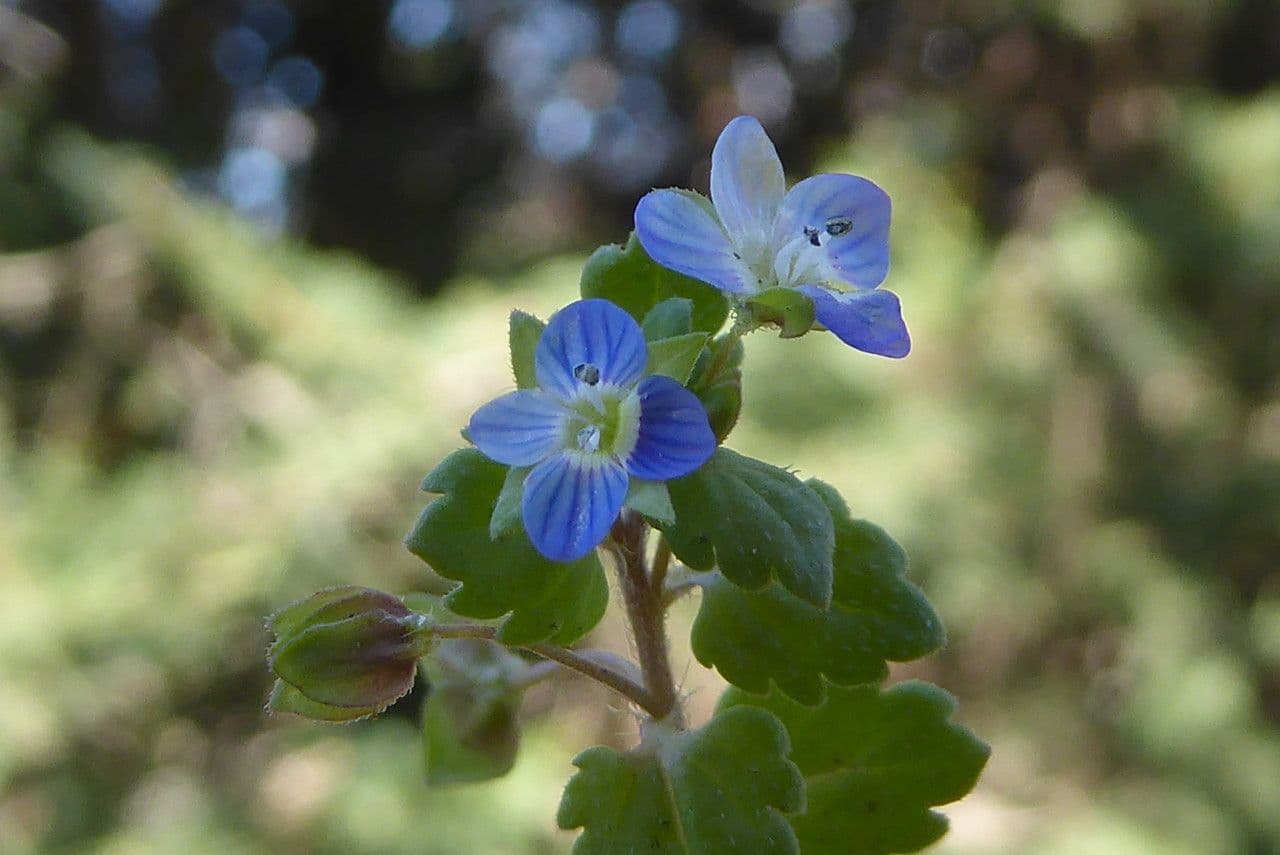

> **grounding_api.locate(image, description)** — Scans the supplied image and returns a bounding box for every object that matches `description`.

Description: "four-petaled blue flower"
[467,299,716,562]
[634,115,910,358]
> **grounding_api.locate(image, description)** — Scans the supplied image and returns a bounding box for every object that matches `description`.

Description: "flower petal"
[535,299,649,399]
[711,116,786,244]
[634,189,758,295]
[776,174,891,289]
[799,286,911,358]
[521,452,628,562]
[626,375,717,480]
[468,389,567,466]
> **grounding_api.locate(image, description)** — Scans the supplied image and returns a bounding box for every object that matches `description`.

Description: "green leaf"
[719,682,990,855]
[581,232,730,335]
[647,332,709,384]
[746,287,816,339]
[267,679,380,723]
[624,478,675,525]
[406,449,609,646]
[509,310,545,389]
[691,485,944,705]
[558,706,804,854]
[423,639,527,785]
[489,465,528,539]
[660,448,834,607]
[642,297,694,340]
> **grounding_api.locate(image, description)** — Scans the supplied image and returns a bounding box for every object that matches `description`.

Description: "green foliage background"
[2,4,1280,854]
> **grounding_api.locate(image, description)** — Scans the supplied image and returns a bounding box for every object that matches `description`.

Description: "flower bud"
[267,586,425,721]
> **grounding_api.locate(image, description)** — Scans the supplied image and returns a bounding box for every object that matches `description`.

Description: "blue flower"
[634,115,910,358]
[467,299,716,562]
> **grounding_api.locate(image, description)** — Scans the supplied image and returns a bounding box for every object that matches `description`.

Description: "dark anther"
[803,225,822,247]
[824,216,853,237]
[573,362,601,385]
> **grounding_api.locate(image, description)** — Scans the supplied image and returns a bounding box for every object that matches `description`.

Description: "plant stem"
[609,511,683,726]
[650,536,673,602]
[427,623,663,717]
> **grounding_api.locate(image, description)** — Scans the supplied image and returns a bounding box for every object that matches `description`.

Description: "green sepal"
[406,449,609,646]
[624,478,676,525]
[641,297,694,340]
[647,332,709,384]
[746,287,816,339]
[688,335,744,442]
[267,679,381,723]
[718,682,990,855]
[580,232,730,335]
[660,448,834,607]
[422,639,528,785]
[509,310,545,389]
[691,483,943,704]
[489,465,528,539]
[558,706,804,854]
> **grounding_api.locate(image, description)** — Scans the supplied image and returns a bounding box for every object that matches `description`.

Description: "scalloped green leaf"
[558,706,803,854]
[647,332,709,384]
[581,232,730,335]
[660,448,834,607]
[423,639,528,785]
[690,484,944,705]
[509,309,545,389]
[719,681,990,855]
[405,449,608,646]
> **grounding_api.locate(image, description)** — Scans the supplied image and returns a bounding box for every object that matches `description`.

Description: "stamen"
[824,216,853,237]
[803,225,821,247]
[576,425,601,452]
[573,362,601,385]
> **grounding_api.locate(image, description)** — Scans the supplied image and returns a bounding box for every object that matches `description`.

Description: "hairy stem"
[427,623,663,717]
[609,511,683,726]
[650,536,673,603]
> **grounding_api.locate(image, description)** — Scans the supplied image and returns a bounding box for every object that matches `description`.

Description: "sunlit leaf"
[405,449,609,645]
[691,483,944,704]
[660,448,834,606]
[719,681,989,854]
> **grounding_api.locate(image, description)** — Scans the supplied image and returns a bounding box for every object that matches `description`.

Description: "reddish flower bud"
[267,586,425,721]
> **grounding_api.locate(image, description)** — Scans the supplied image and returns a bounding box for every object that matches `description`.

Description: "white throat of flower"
[563,364,641,462]
[732,214,855,295]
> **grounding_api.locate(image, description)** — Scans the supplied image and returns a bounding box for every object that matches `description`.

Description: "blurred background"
[1,0,1277,852]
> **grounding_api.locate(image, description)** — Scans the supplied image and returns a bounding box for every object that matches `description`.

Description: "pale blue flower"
[467,299,716,562]
[634,115,910,357]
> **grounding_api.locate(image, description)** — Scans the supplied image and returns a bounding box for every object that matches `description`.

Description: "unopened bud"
[267,586,425,721]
